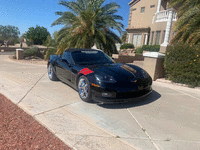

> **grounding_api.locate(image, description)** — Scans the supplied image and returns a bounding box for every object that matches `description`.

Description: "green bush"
[0,40,3,46]
[45,48,57,60]
[165,43,200,87]
[24,46,43,58]
[135,45,160,54]
[26,40,33,47]
[120,43,134,50]
[142,45,160,52]
[135,47,143,54]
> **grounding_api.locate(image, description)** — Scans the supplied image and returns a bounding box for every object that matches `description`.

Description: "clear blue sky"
[0,0,131,36]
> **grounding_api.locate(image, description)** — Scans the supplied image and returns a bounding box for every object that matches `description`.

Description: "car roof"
[65,48,102,53]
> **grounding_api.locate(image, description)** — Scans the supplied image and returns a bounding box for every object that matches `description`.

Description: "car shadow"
[97,90,161,109]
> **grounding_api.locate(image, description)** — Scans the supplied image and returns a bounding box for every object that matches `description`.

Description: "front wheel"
[48,63,58,81]
[78,76,92,102]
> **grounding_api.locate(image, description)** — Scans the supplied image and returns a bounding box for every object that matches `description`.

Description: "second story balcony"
[152,9,177,24]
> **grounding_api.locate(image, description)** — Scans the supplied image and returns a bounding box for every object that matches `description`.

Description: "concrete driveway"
[0,54,200,150]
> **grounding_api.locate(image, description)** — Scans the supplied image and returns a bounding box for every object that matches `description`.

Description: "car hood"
[87,63,145,81]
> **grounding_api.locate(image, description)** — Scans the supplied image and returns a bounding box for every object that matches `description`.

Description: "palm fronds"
[52,0,123,55]
[170,0,200,45]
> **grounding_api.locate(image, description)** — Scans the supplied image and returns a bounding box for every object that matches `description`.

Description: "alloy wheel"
[78,78,89,99]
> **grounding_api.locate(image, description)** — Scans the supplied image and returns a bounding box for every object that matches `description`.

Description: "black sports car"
[47,49,152,103]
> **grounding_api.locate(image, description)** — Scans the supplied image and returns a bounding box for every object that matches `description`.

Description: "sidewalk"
[156,78,200,90]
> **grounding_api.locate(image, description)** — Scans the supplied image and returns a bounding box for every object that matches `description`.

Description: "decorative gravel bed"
[0,93,71,150]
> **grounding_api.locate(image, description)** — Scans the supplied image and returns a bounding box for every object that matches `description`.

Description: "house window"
[150,5,155,8]
[132,34,142,47]
[155,31,161,45]
[132,8,136,11]
[141,7,145,13]
[151,32,154,45]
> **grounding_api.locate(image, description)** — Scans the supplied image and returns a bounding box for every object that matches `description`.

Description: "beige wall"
[128,0,158,29]
[150,21,176,45]
[128,0,171,29]
[143,57,165,80]
[127,0,176,46]
[127,0,159,47]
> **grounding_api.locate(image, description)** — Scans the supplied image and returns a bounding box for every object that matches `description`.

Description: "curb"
[155,78,200,90]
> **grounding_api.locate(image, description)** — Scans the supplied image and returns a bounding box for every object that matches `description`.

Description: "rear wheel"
[48,63,58,81]
[78,76,92,102]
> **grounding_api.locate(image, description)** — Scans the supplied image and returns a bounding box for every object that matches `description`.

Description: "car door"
[56,52,73,85]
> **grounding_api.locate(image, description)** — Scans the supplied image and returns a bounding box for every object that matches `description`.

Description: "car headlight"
[142,69,149,78]
[95,74,116,83]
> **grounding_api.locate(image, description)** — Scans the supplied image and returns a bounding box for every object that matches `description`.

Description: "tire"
[48,63,58,81]
[78,76,92,102]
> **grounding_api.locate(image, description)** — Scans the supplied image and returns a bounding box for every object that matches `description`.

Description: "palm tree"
[170,0,200,45]
[52,0,124,55]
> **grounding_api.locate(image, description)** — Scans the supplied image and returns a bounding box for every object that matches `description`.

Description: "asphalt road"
[0,54,200,150]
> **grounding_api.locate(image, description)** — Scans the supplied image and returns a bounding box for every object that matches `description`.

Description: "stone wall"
[0,47,29,52]
[113,54,144,63]
[0,47,47,53]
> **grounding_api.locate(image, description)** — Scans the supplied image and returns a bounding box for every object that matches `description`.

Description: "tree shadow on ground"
[97,90,161,109]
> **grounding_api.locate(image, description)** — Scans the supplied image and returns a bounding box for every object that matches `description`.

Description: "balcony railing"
[152,9,177,23]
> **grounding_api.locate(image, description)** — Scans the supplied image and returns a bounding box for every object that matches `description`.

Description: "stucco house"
[126,0,177,53]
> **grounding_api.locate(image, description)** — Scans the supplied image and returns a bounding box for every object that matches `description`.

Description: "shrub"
[135,47,143,54]
[165,43,200,87]
[142,45,160,52]
[0,40,4,45]
[120,43,134,50]
[135,45,160,54]
[7,41,15,45]
[45,48,57,60]
[24,46,43,58]
[26,40,33,47]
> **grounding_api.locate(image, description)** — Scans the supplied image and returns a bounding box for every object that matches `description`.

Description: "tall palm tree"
[52,0,123,55]
[170,0,200,45]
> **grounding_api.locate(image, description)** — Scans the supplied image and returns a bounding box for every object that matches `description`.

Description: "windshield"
[71,50,114,65]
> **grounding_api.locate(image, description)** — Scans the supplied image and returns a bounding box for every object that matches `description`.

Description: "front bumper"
[91,86,153,103]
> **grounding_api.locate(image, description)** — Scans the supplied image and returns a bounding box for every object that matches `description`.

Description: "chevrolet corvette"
[47,49,152,103]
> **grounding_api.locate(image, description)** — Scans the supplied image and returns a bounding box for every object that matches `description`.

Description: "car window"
[71,50,114,65]
[62,51,73,64]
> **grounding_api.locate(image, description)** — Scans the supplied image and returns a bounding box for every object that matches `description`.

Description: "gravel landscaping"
[0,93,71,150]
